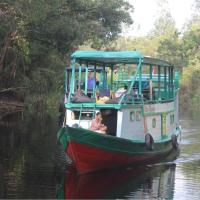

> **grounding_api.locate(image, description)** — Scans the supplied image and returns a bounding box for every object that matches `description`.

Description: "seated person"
[115,85,128,98]
[90,112,107,134]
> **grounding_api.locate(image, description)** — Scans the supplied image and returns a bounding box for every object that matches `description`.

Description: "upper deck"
[64,51,180,109]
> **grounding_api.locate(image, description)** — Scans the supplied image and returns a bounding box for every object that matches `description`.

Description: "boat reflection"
[56,151,179,199]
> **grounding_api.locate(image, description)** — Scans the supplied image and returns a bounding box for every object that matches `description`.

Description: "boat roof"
[71,51,173,67]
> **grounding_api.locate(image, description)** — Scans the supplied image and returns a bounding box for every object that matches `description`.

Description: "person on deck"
[87,72,95,91]
[90,112,107,134]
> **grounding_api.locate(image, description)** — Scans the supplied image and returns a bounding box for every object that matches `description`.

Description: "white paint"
[116,110,123,137]
[144,102,174,114]
[146,115,162,140]
[117,108,144,140]
[66,109,92,129]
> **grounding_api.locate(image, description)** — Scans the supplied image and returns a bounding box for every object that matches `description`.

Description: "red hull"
[66,140,162,174]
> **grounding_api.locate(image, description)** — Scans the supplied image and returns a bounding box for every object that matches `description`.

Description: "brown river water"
[0,115,200,199]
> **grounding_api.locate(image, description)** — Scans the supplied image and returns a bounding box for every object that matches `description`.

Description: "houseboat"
[57,51,181,174]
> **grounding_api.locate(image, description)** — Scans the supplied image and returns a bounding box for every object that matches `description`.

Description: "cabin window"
[152,118,156,128]
[135,111,141,121]
[130,111,135,121]
[170,114,174,124]
[71,111,93,120]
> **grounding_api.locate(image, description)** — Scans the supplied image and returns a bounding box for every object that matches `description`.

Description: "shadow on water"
[1,115,200,199]
[0,114,60,199]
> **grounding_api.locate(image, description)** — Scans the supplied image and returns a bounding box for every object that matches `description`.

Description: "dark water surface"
[0,116,200,199]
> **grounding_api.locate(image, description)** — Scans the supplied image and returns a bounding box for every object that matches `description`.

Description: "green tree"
[0,0,133,112]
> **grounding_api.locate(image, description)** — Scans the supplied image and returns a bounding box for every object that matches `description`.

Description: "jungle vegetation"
[0,0,200,115]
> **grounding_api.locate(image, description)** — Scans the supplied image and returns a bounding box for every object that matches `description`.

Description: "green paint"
[78,64,82,90]
[58,126,181,154]
[71,59,76,94]
[164,67,167,99]
[158,66,161,100]
[85,63,88,95]
[139,63,142,96]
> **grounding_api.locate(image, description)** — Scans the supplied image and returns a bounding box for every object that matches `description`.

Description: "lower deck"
[64,97,179,141]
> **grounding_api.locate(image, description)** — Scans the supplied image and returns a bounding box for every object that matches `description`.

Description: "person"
[115,84,128,98]
[87,72,95,91]
[90,112,107,134]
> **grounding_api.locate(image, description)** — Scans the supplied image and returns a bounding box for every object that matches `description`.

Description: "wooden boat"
[57,51,181,174]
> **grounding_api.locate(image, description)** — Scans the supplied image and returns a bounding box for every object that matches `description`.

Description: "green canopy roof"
[71,51,173,67]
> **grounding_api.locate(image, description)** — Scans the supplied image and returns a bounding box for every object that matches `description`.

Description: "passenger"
[87,72,95,91]
[115,84,128,98]
[90,112,107,134]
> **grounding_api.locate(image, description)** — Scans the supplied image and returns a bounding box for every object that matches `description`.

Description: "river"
[0,115,200,199]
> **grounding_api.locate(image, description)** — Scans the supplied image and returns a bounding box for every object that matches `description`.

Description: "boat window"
[135,111,141,121]
[152,118,156,128]
[72,111,93,120]
[130,111,135,121]
[170,114,174,124]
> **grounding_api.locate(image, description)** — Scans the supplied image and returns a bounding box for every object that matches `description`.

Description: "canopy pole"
[78,62,82,90]
[103,65,106,88]
[111,65,114,91]
[171,67,174,98]
[149,65,153,101]
[168,67,171,99]
[164,67,167,99]
[158,65,161,100]
[71,58,76,95]
[139,62,142,96]
[85,62,88,95]
[93,63,97,98]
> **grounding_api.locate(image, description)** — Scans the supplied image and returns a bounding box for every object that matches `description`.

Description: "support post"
[85,62,88,95]
[164,67,167,99]
[171,67,174,99]
[158,65,161,100]
[168,67,171,99]
[93,64,97,97]
[111,65,114,91]
[71,58,76,95]
[139,62,142,96]
[78,63,82,90]
[150,65,153,101]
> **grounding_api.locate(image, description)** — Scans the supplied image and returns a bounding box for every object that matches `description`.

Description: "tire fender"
[145,133,154,151]
[171,134,178,150]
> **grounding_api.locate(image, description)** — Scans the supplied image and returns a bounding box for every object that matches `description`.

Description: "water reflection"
[1,116,200,199]
[57,164,176,199]
[0,115,58,199]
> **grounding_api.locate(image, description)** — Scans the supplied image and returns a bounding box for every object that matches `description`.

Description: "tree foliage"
[0,0,132,112]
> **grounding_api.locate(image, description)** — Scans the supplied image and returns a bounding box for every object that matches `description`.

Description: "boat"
[57,51,181,174]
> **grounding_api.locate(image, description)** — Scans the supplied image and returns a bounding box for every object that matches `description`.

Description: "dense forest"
[0,0,200,116]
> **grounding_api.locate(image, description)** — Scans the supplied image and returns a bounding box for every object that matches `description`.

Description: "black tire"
[145,133,154,151]
[171,134,178,150]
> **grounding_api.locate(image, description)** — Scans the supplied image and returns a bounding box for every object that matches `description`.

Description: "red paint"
[64,166,147,199]
[66,140,160,174]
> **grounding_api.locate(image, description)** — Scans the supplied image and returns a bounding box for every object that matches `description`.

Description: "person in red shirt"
[90,112,107,134]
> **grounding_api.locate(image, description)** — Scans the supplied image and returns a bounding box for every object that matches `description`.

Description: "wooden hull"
[57,126,181,174]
